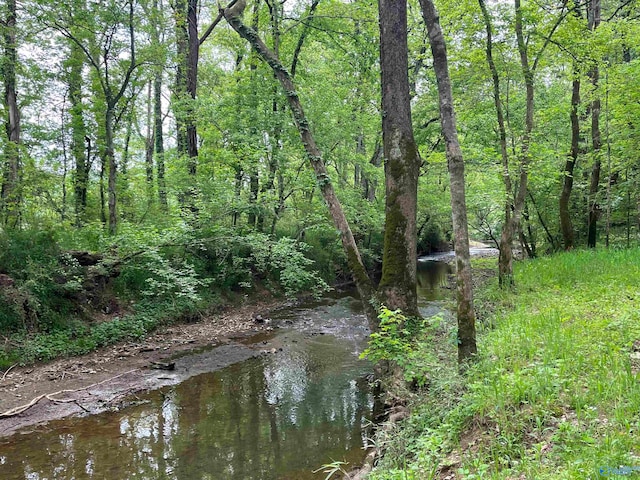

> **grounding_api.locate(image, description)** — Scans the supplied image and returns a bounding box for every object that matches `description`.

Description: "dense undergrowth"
[369,248,640,479]
[0,222,349,368]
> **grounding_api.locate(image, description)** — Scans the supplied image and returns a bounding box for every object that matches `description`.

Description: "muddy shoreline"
[0,297,289,438]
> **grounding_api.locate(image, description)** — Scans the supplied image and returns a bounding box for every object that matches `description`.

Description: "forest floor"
[0,295,286,437]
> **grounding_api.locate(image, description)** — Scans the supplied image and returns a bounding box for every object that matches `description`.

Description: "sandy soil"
[0,297,288,438]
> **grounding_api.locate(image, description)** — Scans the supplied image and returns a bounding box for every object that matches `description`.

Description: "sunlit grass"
[369,248,640,480]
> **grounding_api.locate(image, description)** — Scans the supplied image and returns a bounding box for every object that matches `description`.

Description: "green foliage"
[362,307,440,386]
[0,298,202,368]
[370,248,640,479]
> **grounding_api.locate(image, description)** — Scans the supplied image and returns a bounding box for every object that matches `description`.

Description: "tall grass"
[370,248,640,480]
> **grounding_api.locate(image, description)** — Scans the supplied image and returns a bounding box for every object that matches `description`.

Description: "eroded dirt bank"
[0,298,286,438]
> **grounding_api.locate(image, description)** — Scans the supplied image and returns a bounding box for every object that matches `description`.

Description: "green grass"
[369,248,640,480]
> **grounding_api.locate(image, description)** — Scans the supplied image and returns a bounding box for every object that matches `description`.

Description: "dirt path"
[0,297,286,438]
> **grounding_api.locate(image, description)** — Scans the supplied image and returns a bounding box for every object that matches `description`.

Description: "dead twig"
[0,369,138,418]
[1,363,18,382]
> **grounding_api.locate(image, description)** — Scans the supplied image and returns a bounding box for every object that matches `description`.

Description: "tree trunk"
[67,41,88,226]
[223,12,377,326]
[173,0,188,156]
[105,107,117,235]
[150,0,167,211]
[421,0,477,364]
[186,0,199,171]
[154,73,167,210]
[145,81,155,202]
[587,0,601,248]
[378,0,420,317]
[1,0,20,227]
[504,0,534,283]
[560,74,580,249]
[478,0,515,287]
[247,0,261,229]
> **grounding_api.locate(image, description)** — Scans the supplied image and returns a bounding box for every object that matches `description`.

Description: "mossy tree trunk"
[377,0,420,317]
[420,0,477,364]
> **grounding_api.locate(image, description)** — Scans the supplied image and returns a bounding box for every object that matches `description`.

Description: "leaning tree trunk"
[223,11,377,326]
[420,0,477,364]
[560,73,580,250]
[1,0,21,227]
[378,0,420,317]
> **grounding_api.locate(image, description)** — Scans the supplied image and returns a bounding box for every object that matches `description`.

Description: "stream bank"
[0,249,498,479]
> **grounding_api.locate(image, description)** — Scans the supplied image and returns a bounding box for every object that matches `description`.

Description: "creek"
[0,256,459,480]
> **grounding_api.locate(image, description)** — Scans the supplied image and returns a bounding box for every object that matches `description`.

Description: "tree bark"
[587,0,601,248]
[66,41,89,226]
[105,107,118,235]
[173,0,188,156]
[478,0,516,287]
[560,74,580,249]
[186,0,199,172]
[223,11,377,327]
[420,0,477,363]
[154,72,167,210]
[1,0,21,227]
[377,0,420,317]
[145,81,155,202]
[506,0,534,279]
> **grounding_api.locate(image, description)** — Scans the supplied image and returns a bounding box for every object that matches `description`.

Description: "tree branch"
[199,0,238,45]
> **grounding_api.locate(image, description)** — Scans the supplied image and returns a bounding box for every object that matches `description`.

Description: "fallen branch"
[1,363,18,382]
[0,369,138,418]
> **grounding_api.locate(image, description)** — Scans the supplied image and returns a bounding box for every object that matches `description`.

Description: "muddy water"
[0,260,453,480]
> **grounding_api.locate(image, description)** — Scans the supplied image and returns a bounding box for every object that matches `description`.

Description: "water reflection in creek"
[0,260,454,480]
[0,317,372,480]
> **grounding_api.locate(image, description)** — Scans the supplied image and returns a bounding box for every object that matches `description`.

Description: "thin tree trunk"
[67,41,88,226]
[507,0,534,276]
[223,11,377,326]
[100,157,106,225]
[1,0,20,227]
[605,73,611,247]
[421,0,477,364]
[560,74,580,249]
[173,0,188,156]
[478,0,515,287]
[145,81,155,202]
[151,0,167,211]
[587,0,601,248]
[290,0,319,78]
[154,73,167,210]
[529,191,556,250]
[106,107,117,235]
[247,0,260,229]
[186,0,199,171]
[377,0,420,317]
